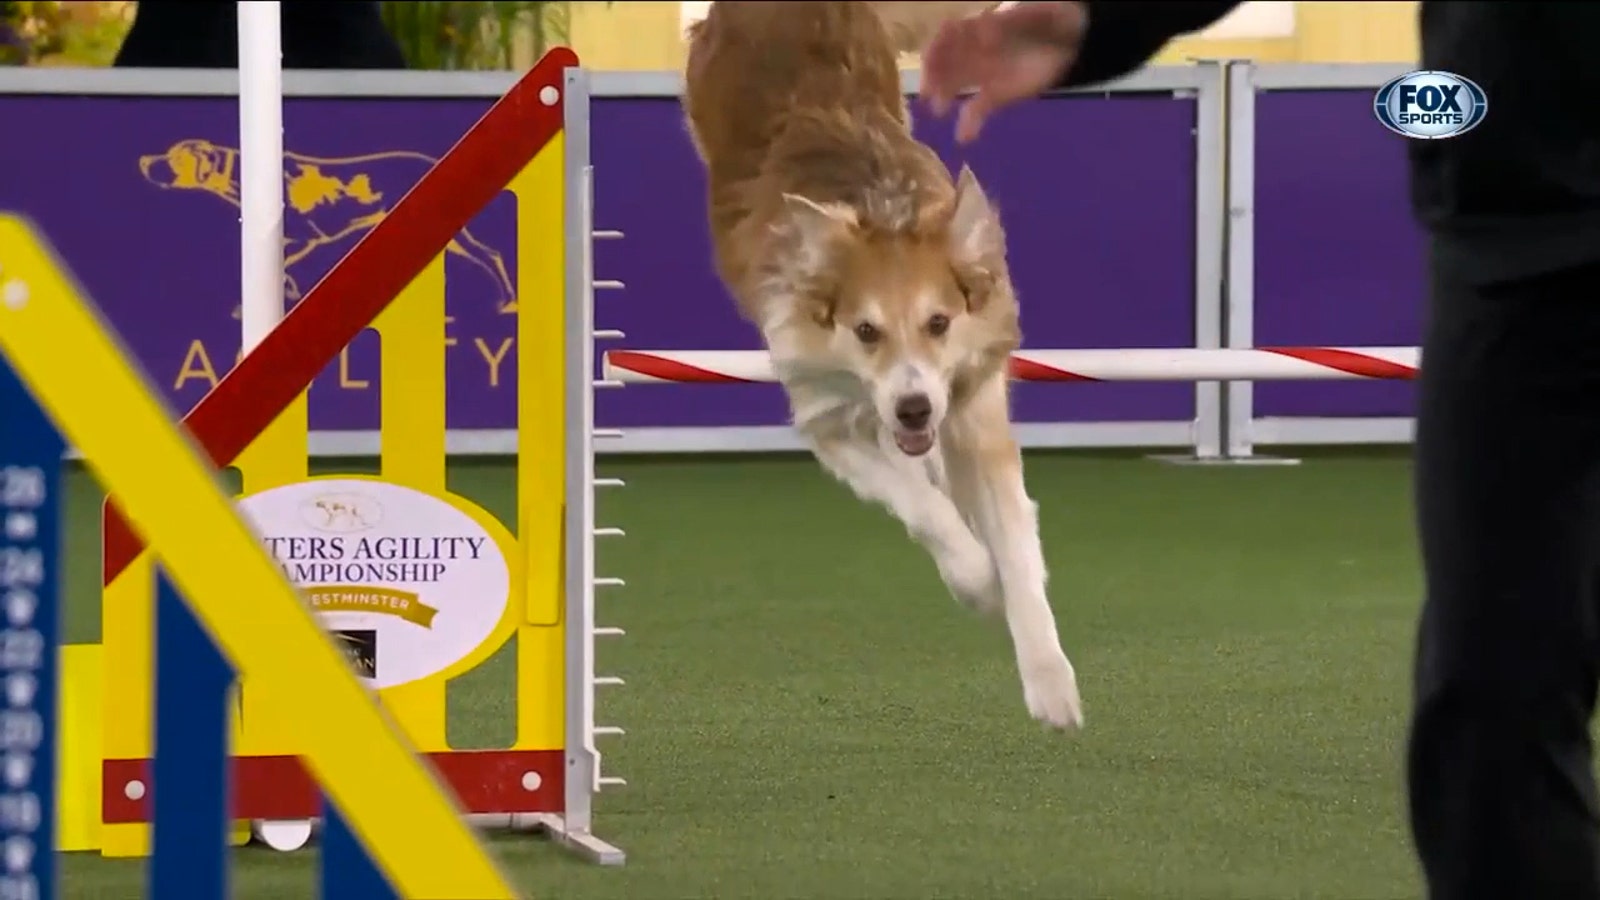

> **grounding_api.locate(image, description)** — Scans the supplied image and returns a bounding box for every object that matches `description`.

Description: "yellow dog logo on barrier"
[138,138,518,315]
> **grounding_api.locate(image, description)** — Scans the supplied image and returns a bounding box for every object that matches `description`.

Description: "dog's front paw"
[935,535,1000,614]
[1020,651,1083,731]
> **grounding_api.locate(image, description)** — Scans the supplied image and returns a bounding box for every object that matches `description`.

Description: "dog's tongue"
[894,430,935,457]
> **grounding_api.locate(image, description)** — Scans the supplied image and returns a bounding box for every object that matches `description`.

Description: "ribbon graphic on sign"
[304,586,439,628]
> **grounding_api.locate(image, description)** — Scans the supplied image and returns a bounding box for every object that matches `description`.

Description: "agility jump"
[94,46,625,865]
[0,44,628,895]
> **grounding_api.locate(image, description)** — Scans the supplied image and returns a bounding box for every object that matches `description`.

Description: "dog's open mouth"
[893,429,935,457]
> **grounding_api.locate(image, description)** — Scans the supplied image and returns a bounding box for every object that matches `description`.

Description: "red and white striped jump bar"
[602,347,1420,384]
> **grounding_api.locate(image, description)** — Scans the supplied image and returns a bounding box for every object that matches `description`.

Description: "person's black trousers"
[1408,247,1600,898]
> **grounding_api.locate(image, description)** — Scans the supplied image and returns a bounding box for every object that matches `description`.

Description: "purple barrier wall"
[1252,88,1425,418]
[0,90,1199,433]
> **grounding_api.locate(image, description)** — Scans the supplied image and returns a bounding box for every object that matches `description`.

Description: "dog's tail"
[867,1,1006,56]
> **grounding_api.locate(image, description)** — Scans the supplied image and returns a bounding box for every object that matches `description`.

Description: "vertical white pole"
[239,0,315,856]
[237,1,285,357]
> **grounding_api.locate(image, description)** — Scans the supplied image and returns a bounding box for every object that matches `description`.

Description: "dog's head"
[758,165,1019,457]
[139,139,238,200]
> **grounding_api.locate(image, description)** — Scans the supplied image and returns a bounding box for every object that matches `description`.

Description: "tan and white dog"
[683,1,1083,730]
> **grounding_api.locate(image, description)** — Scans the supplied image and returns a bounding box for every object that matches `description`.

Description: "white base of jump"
[238,813,624,866]
[519,813,627,867]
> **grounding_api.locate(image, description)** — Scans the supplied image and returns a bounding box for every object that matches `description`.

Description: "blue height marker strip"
[150,571,235,900]
[0,356,63,899]
[321,791,402,900]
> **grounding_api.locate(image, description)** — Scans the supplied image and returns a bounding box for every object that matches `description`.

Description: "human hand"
[919,2,1089,144]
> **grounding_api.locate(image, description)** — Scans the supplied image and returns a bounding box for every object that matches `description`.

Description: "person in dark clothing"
[114,0,405,70]
[921,3,1600,897]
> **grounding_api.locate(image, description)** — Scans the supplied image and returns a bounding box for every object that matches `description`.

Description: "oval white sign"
[236,478,512,690]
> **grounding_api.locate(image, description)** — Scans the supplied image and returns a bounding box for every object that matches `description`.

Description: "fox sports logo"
[1374,70,1487,140]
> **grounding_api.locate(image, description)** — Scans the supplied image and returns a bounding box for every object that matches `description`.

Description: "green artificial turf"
[55,449,1425,899]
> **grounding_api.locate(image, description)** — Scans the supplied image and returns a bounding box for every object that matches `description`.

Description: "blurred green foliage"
[0,1,134,67]
[381,1,598,71]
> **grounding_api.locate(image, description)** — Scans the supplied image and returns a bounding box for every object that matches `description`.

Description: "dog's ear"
[947,166,1006,311]
[771,194,857,326]
[781,192,858,250]
[948,166,1004,266]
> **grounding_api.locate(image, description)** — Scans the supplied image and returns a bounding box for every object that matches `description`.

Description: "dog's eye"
[927,313,951,337]
[854,321,881,344]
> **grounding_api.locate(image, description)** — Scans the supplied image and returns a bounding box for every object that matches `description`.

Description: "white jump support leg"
[545,65,626,867]
[237,0,285,358]
[1216,60,1298,466]
[236,0,316,854]
[1150,59,1229,468]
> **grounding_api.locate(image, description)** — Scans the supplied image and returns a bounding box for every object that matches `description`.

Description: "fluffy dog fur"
[683,1,1082,730]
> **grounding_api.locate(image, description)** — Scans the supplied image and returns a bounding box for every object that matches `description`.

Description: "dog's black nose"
[895,394,932,430]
